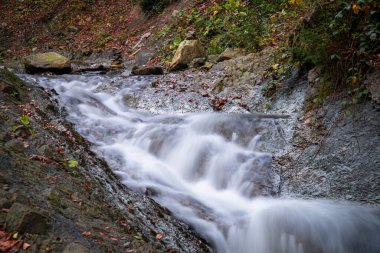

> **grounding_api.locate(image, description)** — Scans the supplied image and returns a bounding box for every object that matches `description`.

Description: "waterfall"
[24,74,380,253]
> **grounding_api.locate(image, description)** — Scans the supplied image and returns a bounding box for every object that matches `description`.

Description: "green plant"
[292,0,380,86]
[11,115,37,136]
[67,159,78,168]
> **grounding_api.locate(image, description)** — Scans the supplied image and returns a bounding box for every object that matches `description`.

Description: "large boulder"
[24,52,71,74]
[169,40,206,71]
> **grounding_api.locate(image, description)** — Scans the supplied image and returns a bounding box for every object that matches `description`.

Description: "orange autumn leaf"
[352,4,361,14]
[81,231,92,237]
[98,232,107,236]
[109,236,119,241]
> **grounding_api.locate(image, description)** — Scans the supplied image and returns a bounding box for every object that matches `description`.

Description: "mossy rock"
[0,68,26,101]
[24,52,71,74]
[6,203,51,234]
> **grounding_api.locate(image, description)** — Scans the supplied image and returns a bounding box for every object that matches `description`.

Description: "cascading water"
[23,74,380,253]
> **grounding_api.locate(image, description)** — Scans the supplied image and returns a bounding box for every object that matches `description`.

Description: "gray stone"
[185,30,196,40]
[6,203,51,234]
[25,52,71,74]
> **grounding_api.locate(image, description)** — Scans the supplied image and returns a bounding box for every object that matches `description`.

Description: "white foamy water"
[26,74,380,253]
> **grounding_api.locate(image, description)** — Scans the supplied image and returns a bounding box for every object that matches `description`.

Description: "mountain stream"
[22,74,380,253]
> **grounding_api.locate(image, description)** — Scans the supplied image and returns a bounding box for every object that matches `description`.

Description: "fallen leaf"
[352,4,361,14]
[82,231,91,237]
[109,236,119,241]
[12,232,18,239]
[98,232,107,236]
[68,159,78,168]
[304,118,312,126]
[23,242,31,250]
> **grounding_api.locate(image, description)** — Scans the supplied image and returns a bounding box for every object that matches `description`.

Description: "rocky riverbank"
[0,67,211,253]
[0,41,379,252]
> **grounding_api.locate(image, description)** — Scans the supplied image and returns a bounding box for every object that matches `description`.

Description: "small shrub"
[292,0,380,86]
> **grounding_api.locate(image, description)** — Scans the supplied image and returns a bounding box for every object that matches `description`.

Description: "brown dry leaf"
[109,236,119,241]
[81,231,92,237]
[98,232,107,237]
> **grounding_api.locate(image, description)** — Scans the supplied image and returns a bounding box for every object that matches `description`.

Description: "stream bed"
[22,74,380,253]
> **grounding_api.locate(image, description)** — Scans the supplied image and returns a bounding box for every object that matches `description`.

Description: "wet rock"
[131,66,164,75]
[217,48,246,62]
[70,49,124,72]
[62,243,95,253]
[24,52,72,74]
[364,70,380,103]
[6,203,51,234]
[169,40,206,71]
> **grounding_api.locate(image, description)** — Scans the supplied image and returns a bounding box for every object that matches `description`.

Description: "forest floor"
[0,0,193,62]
